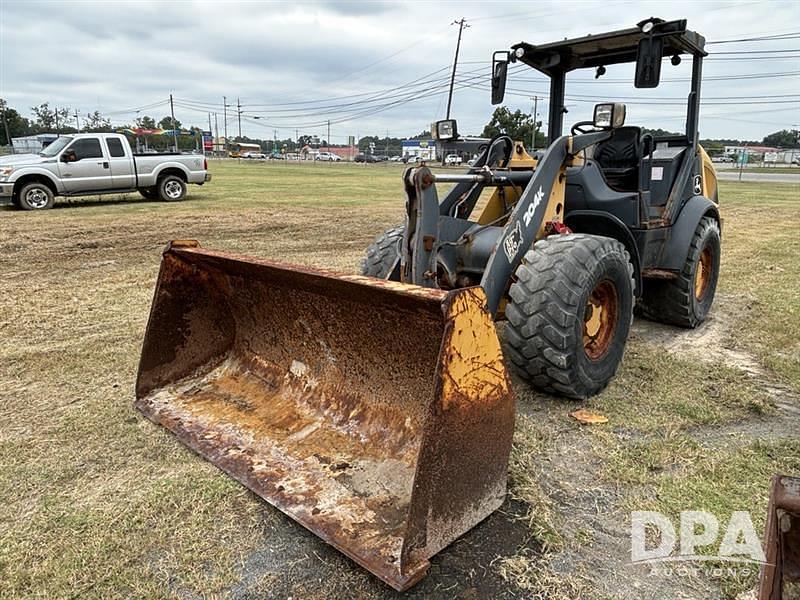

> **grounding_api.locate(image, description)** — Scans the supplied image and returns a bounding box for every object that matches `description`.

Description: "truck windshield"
[39,136,73,157]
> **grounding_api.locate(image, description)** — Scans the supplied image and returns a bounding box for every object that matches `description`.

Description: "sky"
[1,0,798,143]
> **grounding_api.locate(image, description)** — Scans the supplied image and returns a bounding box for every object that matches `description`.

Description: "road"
[717,170,800,183]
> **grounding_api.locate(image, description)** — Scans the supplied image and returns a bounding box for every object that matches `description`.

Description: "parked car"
[315,152,342,161]
[388,156,403,162]
[711,156,733,163]
[0,133,210,210]
[242,151,267,160]
[403,155,425,164]
[445,154,463,165]
[354,153,380,163]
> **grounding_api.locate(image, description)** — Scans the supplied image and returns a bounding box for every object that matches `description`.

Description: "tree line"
[1,100,797,153]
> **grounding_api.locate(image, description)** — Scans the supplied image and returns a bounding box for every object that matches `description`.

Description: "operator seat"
[592,126,643,191]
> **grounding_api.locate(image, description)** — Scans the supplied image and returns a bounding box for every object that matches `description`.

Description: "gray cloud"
[1,0,798,141]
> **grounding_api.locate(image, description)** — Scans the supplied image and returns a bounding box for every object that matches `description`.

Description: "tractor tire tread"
[505,233,634,399]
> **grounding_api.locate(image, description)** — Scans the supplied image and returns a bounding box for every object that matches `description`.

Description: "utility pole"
[327,120,330,151]
[237,98,242,140]
[1,99,11,148]
[55,106,59,136]
[214,112,219,157]
[207,113,213,156]
[446,18,469,120]
[530,96,540,151]
[223,96,229,156]
[169,93,178,152]
[74,109,80,132]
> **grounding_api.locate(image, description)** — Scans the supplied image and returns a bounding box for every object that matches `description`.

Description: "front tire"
[18,182,55,210]
[360,224,404,279]
[157,175,187,202]
[505,234,635,399]
[640,217,721,328]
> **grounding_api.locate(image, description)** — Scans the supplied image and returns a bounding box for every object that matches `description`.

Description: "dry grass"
[0,161,798,598]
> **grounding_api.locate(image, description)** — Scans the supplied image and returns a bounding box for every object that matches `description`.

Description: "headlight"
[0,166,14,180]
[593,103,626,129]
[431,119,458,141]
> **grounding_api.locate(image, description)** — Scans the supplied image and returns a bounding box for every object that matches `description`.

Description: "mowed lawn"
[0,160,798,599]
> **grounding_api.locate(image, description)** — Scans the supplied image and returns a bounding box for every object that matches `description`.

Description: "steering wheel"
[571,121,599,135]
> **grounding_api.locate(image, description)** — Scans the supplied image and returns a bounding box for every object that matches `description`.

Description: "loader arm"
[402,132,610,315]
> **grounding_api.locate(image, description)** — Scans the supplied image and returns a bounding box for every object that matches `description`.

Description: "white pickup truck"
[0,133,211,210]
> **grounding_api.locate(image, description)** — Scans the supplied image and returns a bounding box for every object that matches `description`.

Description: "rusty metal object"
[759,475,800,600]
[641,267,679,280]
[136,240,515,591]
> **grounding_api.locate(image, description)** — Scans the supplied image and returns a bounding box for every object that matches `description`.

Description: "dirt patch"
[231,498,536,599]
[632,293,799,416]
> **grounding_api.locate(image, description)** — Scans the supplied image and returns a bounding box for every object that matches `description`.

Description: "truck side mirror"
[635,36,663,88]
[491,52,509,105]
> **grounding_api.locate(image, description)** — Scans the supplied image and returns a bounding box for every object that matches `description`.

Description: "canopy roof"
[511,18,706,76]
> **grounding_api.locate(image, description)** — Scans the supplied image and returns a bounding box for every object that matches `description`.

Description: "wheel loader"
[136,18,720,591]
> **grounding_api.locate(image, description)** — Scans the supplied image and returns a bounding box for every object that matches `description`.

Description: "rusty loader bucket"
[135,241,515,591]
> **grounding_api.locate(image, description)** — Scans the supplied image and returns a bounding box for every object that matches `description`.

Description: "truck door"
[105,137,135,189]
[58,137,112,192]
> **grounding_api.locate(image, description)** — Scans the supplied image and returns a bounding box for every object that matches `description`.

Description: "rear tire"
[18,182,55,210]
[139,187,159,200]
[640,216,720,328]
[157,175,186,202]
[505,234,634,399]
[360,224,404,279]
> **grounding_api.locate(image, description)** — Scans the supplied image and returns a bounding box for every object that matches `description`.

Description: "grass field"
[1,160,798,599]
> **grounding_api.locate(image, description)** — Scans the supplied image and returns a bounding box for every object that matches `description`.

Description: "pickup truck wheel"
[18,182,55,210]
[139,187,159,200]
[158,175,187,202]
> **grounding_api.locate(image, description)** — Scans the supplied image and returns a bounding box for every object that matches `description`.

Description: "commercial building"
[11,133,59,154]
[401,139,437,161]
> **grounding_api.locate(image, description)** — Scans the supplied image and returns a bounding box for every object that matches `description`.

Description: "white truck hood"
[0,153,50,166]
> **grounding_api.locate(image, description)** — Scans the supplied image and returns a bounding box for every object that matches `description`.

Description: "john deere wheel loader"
[136,18,719,591]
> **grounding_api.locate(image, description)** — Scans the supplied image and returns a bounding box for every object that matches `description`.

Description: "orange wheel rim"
[694,246,713,300]
[583,280,618,361]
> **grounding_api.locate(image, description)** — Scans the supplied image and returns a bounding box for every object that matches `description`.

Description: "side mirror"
[491,52,509,105]
[61,149,77,163]
[431,119,458,141]
[635,35,663,88]
[593,103,626,129]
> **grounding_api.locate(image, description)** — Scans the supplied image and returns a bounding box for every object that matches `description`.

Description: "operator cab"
[491,18,708,224]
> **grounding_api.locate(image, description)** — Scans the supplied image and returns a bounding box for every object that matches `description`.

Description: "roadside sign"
[764,152,778,163]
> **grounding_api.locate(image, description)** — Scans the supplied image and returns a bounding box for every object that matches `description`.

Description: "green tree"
[481,107,545,147]
[30,102,71,132]
[158,116,182,131]
[0,100,34,144]
[762,129,799,148]
[84,110,112,132]
[135,115,157,129]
